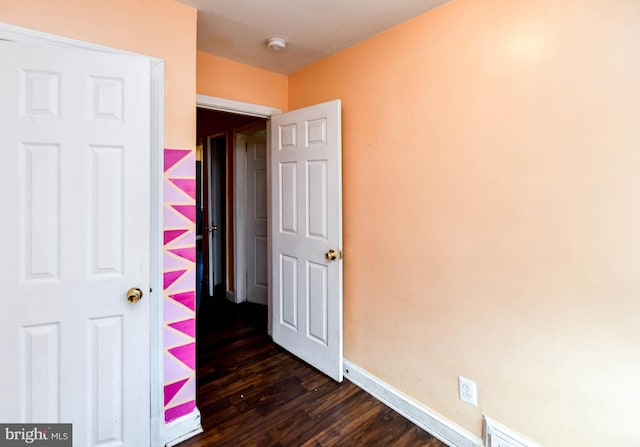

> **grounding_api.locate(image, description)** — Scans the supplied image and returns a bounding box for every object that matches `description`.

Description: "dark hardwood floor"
[179,296,446,447]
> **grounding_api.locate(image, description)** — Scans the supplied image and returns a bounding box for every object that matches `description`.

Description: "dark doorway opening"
[195,107,266,316]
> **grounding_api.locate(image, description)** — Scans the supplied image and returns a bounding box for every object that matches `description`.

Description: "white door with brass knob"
[0,38,151,445]
[271,100,343,382]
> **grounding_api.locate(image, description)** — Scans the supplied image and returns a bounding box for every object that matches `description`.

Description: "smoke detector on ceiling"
[266,37,287,52]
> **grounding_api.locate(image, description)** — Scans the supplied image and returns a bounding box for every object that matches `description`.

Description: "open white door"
[0,39,151,445]
[246,131,268,305]
[270,100,343,382]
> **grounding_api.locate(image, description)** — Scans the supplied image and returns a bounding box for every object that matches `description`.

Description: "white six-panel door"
[270,100,343,382]
[0,39,151,446]
[246,132,268,305]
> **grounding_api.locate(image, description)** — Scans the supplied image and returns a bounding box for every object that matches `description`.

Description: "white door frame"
[196,94,281,334]
[0,23,165,446]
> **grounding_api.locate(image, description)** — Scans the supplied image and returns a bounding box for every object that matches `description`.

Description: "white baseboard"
[164,407,203,447]
[226,289,236,303]
[343,359,483,447]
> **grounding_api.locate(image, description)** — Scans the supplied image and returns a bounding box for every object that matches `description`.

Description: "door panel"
[246,132,268,304]
[0,39,150,446]
[21,323,59,422]
[270,100,343,382]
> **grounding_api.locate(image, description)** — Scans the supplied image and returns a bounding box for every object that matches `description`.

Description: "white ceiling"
[175,0,452,74]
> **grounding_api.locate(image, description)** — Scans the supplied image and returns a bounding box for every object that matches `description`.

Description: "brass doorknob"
[325,249,338,261]
[127,287,143,304]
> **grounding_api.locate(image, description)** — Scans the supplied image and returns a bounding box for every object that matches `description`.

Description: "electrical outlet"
[458,376,478,406]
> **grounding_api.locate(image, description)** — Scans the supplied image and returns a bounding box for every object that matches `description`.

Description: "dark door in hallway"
[205,135,226,298]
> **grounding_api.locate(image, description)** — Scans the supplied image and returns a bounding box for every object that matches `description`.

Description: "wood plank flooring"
[179,297,446,447]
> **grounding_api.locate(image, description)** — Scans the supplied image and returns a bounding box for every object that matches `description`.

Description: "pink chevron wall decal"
[164,149,190,173]
[165,181,192,204]
[168,342,196,370]
[164,229,188,246]
[164,326,191,349]
[167,153,195,177]
[170,269,195,292]
[171,205,196,224]
[164,299,193,323]
[168,378,195,408]
[165,400,196,423]
[164,378,189,406]
[163,148,196,424]
[165,208,193,228]
[168,319,196,338]
[164,356,192,385]
[164,252,186,271]
[169,247,196,263]
[169,178,197,200]
[164,269,186,289]
[168,291,195,311]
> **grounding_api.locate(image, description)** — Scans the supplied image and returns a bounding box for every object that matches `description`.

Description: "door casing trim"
[196,94,281,118]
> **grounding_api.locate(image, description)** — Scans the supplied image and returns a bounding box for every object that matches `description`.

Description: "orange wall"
[197,51,288,112]
[0,0,196,149]
[290,0,640,445]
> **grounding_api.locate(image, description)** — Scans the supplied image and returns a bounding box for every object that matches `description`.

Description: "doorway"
[195,108,268,318]
[193,95,344,431]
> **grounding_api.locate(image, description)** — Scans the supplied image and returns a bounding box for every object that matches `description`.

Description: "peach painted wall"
[197,51,288,112]
[290,0,640,445]
[0,0,196,149]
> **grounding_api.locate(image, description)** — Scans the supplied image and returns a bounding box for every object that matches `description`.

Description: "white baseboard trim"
[226,289,236,303]
[164,407,204,447]
[343,359,483,447]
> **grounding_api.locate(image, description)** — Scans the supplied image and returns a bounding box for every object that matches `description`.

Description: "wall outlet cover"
[458,376,478,407]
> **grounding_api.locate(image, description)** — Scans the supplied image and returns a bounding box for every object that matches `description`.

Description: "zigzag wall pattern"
[163,148,197,423]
